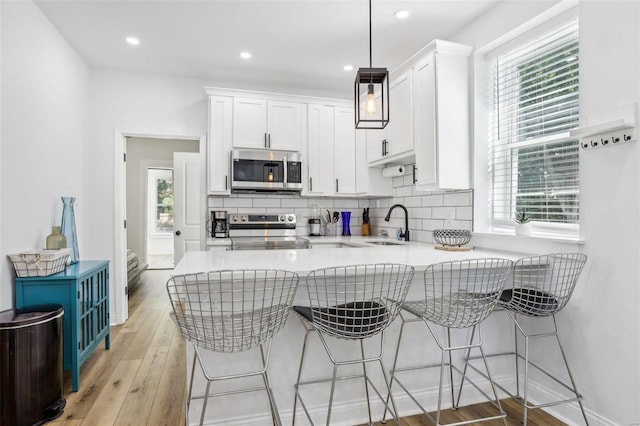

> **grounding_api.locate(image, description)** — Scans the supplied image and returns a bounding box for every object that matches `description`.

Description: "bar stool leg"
[523,334,530,426]
[292,330,311,426]
[326,364,339,426]
[378,357,400,425]
[360,340,373,425]
[187,351,197,415]
[382,315,407,422]
[555,334,589,424]
[259,343,282,426]
[514,313,521,399]
[446,328,456,410]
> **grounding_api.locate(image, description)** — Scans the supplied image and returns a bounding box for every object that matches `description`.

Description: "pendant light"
[354,0,389,129]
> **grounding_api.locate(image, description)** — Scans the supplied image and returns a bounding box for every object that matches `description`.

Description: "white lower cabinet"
[413,41,472,191]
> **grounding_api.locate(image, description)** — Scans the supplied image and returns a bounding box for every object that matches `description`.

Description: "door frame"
[113,129,205,324]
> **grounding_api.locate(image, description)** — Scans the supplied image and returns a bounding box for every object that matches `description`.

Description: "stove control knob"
[287,215,295,222]
[229,215,236,222]
[279,215,285,222]
[241,215,248,222]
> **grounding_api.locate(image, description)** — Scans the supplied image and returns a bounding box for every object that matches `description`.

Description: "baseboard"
[193,374,620,426]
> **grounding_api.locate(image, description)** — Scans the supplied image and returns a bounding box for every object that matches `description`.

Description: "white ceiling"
[35,0,498,99]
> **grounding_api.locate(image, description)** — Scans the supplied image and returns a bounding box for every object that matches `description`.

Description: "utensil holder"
[325,222,337,236]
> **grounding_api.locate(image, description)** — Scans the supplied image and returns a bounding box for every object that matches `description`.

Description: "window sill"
[472,231,584,254]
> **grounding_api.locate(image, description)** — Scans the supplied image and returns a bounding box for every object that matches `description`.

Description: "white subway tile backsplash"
[253,198,281,208]
[423,219,445,231]
[223,198,253,208]
[456,206,473,220]
[394,186,413,198]
[444,191,472,206]
[206,177,472,244]
[431,206,456,220]
[403,196,422,207]
[422,194,444,207]
[281,198,309,208]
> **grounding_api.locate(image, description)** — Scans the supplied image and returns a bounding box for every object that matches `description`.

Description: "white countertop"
[177,236,527,276]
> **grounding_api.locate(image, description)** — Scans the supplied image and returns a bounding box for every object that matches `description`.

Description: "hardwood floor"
[50,269,565,426]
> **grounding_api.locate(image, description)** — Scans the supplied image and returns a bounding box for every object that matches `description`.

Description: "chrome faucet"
[384,204,410,241]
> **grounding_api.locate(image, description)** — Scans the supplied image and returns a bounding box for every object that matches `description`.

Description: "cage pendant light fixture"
[354,0,389,129]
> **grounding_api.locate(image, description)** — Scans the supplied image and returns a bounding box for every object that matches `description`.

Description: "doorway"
[146,167,174,269]
[125,137,199,273]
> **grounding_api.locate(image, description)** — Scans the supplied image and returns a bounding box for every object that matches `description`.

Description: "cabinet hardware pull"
[264,133,268,148]
[309,177,313,191]
[412,165,417,184]
[336,178,339,193]
[268,133,271,148]
[225,175,228,191]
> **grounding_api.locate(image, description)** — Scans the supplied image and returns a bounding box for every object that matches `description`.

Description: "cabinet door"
[387,70,414,157]
[334,107,357,194]
[233,98,268,149]
[366,128,387,163]
[208,96,232,194]
[413,53,438,186]
[307,104,334,195]
[267,101,303,151]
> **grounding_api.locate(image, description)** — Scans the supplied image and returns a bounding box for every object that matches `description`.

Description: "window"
[488,20,579,234]
[147,168,174,234]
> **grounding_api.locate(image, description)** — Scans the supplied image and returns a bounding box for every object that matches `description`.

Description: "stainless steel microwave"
[230,148,303,192]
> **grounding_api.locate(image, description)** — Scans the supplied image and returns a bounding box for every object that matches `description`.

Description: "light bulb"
[268,168,274,182]
[366,84,377,116]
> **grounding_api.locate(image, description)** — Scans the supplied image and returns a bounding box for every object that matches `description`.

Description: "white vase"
[515,223,531,236]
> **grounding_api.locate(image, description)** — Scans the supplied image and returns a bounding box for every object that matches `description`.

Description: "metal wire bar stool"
[166,269,299,426]
[463,253,589,425]
[292,263,415,426]
[385,258,513,426]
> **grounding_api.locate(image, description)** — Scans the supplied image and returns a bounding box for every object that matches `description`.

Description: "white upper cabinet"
[333,107,357,195]
[207,96,232,194]
[306,104,335,196]
[232,97,304,151]
[367,69,414,165]
[413,41,472,191]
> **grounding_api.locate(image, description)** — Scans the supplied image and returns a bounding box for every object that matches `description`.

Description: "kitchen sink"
[311,243,363,249]
[368,241,404,246]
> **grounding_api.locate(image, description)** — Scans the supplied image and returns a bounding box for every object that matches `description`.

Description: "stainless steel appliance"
[228,213,310,250]
[230,149,303,192]
[211,210,229,238]
[308,218,321,236]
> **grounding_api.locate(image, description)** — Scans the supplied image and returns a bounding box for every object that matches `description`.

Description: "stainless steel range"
[228,213,310,250]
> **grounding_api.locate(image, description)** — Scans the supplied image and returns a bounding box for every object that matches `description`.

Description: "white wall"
[460,1,639,424]
[0,1,90,310]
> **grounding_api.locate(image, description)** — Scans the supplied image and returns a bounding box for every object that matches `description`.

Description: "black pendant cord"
[369,0,373,68]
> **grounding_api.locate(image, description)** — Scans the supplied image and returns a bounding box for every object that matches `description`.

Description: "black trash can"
[0,304,66,426]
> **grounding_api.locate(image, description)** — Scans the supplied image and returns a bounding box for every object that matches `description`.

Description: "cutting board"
[434,244,473,251]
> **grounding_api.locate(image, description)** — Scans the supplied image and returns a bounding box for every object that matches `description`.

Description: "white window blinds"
[489,20,579,227]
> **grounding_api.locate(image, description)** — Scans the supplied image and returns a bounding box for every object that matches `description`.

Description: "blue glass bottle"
[61,197,79,264]
[341,211,351,236]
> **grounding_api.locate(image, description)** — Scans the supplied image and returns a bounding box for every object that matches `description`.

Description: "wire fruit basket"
[9,248,71,277]
[433,229,472,251]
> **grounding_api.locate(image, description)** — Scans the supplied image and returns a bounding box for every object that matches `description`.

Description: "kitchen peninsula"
[172,240,526,425]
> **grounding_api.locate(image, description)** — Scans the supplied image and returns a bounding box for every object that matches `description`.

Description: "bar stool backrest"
[422,258,513,328]
[167,269,299,352]
[304,264,415,339]
[502,253,587,317]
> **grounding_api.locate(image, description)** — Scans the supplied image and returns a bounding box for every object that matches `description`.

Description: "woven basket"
[433,229,472,247]
[9,248,71,277]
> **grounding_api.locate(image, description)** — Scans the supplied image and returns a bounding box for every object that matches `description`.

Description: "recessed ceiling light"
[240,51,252,60]
[394,10,410,19]
[344,65,354,71]
[125,36,140,46]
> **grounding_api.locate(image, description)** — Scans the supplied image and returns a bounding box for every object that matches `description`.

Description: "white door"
[173,152,201,264]
[268,101,303,151]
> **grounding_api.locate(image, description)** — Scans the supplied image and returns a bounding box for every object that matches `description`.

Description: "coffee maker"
[211,211,229,238]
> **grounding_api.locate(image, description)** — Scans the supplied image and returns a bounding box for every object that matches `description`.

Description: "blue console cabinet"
[15,260,110,392]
